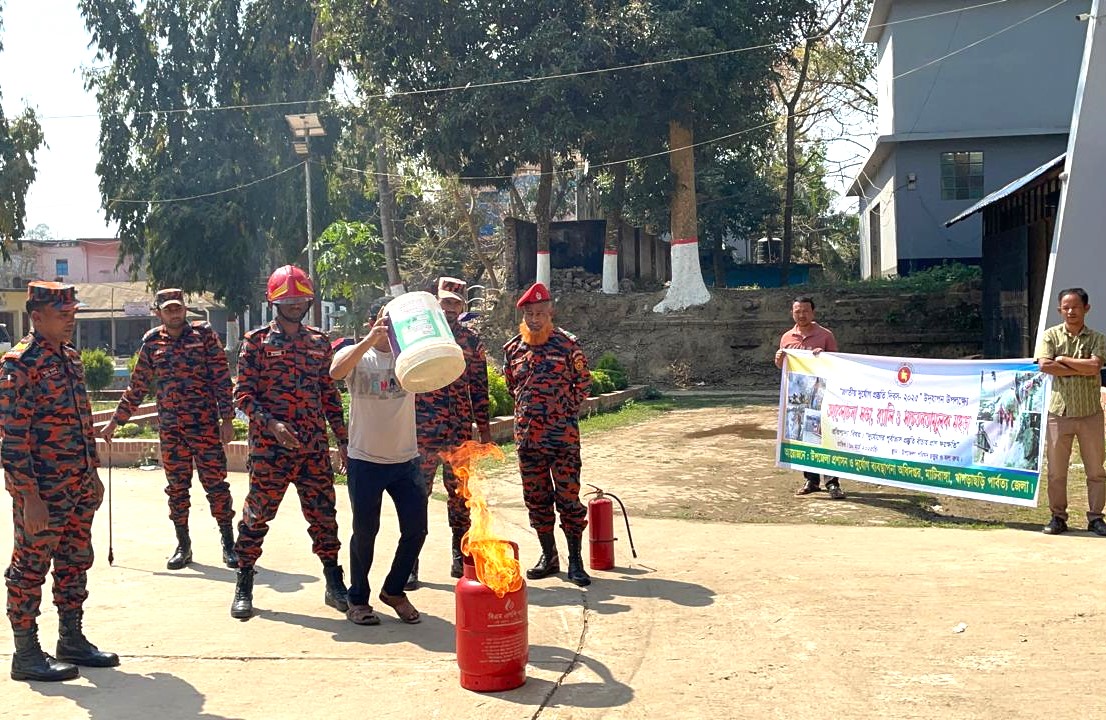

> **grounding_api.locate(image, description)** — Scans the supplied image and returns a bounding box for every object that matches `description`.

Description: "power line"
[107,162,304,205]
[328,115,787,183]
[893,0,1071,80]
[99,0,1073,203]
[868,0,1012,30]
[38,0,1031,122]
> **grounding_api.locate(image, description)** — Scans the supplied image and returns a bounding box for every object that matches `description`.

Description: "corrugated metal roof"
[72,281,221,320]
[945,153,1065,227]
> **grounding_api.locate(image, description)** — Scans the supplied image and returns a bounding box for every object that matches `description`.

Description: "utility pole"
[373,125,405,297]
[285,113,327,326]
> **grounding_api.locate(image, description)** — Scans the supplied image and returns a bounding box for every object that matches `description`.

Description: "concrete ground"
[3,467,1106,720]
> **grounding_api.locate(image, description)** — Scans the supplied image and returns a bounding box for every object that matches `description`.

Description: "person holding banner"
[775,295,846,500]
[1035,287,1106,536]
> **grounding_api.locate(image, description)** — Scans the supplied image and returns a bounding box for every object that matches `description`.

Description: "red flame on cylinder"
[440,440,522,597]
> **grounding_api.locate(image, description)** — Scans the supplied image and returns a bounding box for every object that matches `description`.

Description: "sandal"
[378,591,421,624]
[346,604,381,626]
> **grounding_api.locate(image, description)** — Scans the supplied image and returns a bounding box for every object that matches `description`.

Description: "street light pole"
[303,135,319,326]
[285,113,326,327]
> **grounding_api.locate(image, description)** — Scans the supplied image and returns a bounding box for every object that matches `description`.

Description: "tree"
[314,220,386,329]
[695,150,778,287]
[0,11,45,260]
[771,0,875,285]
[632,0,808,311]
[80,0,338,310]
[321,0,602,287]
[80,348,115,393]
[392,172,506,292]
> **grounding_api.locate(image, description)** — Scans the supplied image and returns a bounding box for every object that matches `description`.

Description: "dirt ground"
[6,396,1106,719]
[481,396,1067,532]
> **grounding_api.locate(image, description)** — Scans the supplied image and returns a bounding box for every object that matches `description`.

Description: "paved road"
[2,468,1105,719]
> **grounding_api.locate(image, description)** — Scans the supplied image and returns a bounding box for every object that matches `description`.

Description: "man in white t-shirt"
[329,305,427,625]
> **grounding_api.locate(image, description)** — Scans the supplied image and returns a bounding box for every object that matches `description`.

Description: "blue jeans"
[346,458,428,602]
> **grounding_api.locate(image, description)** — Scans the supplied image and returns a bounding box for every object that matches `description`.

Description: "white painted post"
[1035,0,1105,349]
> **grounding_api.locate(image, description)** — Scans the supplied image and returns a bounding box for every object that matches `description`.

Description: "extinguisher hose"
[605,491,638,559]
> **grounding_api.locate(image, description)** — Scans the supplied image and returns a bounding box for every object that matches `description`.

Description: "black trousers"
[346,458,427,603]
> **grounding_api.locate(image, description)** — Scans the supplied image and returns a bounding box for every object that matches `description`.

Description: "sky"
[0,0,113,240]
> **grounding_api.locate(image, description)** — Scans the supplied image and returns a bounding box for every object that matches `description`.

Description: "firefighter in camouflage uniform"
[102,289,238,570]
[503,282,592,587]
[2,282,118,682]
[409,277,491,588]
[229,265,350,620]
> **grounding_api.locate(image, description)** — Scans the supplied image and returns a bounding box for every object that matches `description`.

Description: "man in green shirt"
[1035,287,1106,536]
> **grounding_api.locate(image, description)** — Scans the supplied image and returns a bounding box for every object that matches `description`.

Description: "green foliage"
[0,106,45,261]
[837,263,982,293]
[80,349,115,393]
[232,418,249,441]
[315,220,387,323]
[589,370,615,396]
[79,0,338,310]
[595,352,629,390]
[322,0,808,278]
[115,423,144,439]
[487,366,513,418]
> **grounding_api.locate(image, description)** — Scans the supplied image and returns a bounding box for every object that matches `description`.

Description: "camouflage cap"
[26,281,84,310]
[155,288,186,309]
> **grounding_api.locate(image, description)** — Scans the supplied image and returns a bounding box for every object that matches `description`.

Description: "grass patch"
[829,261,981,293]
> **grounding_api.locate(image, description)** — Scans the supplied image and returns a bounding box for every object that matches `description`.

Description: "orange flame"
[440,440,522,597]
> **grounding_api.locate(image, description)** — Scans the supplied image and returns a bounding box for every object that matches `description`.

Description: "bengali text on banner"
[777,351,1051,507]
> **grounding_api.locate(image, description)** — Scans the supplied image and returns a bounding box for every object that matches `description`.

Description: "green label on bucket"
[392,309,449,349]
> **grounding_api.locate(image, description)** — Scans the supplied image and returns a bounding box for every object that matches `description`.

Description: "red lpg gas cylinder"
[455,542,528,692]
[588,494,615,570]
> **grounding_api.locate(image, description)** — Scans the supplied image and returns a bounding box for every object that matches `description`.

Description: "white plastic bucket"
[384,291,466,393]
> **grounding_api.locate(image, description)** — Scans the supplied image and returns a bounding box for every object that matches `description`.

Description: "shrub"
[115,423,143,439]
[80,349,115,393]
[590,369,615,395]
[232,418,249,441]
[595,351,629,390]
[488,365,513,417]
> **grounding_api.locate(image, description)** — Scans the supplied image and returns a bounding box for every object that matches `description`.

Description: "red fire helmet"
[266,265,314,304]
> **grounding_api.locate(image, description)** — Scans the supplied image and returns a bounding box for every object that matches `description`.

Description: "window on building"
[940,151,984,201]
[55,259,69,277]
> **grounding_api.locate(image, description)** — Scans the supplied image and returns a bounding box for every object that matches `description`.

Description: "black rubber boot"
[166,524,192,570]
[450,528,465,579]
[231,567,255,620]
[526,532,560,580]
[219,524,238,569]
[565,533,592,587]
[56,610,119,668]
[323,563,349,612]
[404,558,419,592]
[11,625,79,682]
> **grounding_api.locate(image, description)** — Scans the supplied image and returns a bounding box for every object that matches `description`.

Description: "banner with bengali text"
[777,351,1051,507]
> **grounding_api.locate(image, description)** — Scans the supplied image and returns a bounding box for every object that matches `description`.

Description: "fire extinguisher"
[585,484,637,571]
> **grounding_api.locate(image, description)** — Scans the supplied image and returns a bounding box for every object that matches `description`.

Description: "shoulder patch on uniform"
[556,327,579,343]
[3,337,32,361]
